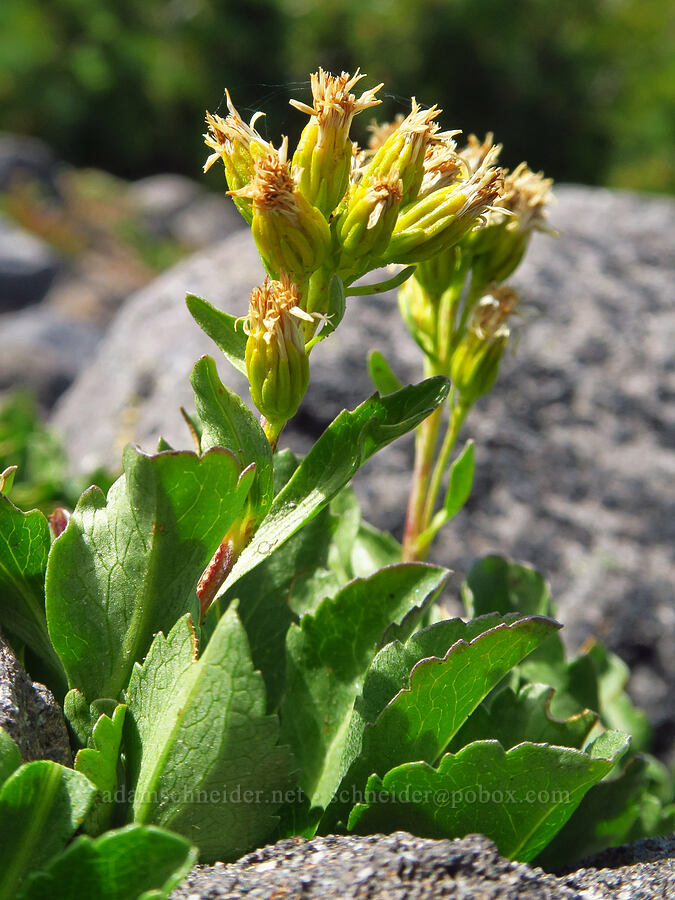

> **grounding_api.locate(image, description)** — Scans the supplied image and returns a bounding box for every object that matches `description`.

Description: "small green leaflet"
[74,705,126,835]
[462,554,553,618]
[186,293,247,375]
[367,350,403,396]
[191,355,274,519]
[124,609,293,863]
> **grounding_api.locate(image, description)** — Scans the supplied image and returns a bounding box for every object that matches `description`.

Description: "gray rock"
[0,212,62,311]
[169,831,675,899]
[0,133,62,197]
[0,305,101,408]
[0,629,71,767]
[127,174,243,246]
[50,186,675,757]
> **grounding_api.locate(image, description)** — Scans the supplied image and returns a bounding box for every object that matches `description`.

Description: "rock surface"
[170,831,675,899]
[0,629,71,766]
[50,185,675,757]
[0,212,61,311]
[0,141,244,407]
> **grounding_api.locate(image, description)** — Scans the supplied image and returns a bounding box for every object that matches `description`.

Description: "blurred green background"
[1,0,673,192]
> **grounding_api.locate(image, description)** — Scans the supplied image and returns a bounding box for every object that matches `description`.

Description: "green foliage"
[16,826,197,900]
[347,732,630,862]
[0,760,96,899]
[218,376,450,598]
[0,493,66,695]
[46,445,255,705]
[0,58,668,892]
[74,705,126,835]
[124,609,292,862]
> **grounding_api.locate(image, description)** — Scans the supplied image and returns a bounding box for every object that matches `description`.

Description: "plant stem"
[261,416,284,451]
[402,388,470,562]
[422,396,469,533]
[402,362,443,561]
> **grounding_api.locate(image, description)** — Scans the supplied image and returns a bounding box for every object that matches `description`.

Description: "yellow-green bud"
[359,99,445,206]
[241,276,315,424]
[335,169,404,281]
[203,92,270,225]
[463,161,555,286]
[230,138,331,281]
[290,68,382,218]
[450,286,519,404]
[382,148,504,265]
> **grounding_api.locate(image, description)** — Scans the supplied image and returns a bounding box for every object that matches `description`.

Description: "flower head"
[459,133,501,175]
[290,69,382,216]
[463,161,554,285]
[383,146,505,264]
[418,134,466,199]
[336,168,404,280]
[203,91,270,223]
[242,275,317,423]
[361,99,450,205]
[450,285,520,404]
[231,139,331,280]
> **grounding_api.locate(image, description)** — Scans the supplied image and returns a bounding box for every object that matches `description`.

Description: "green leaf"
[324,614,560,829]
[535,755,653,868]
[0,760,96,900]
[450,683,599,751]
[191,355,274,519]
[462,555,553,618]
[518,635,601,719]
[367,350,403,396]
[0,728,21,786]
[350,520,401,578]
[443,439,474,519]
[346,614,551,757]
[281,563,449,811]
[0,466,17,495]
[585,640,652,751]
[347,732,630,862]
[219,377,450,599]
[74,705,126,835]
[0,495,65,694]
[312,275,346,342]
[124,609,293,863]
[220,504,335,710]
[46,446,254,702]
[346,265,416,296]
[186,293,247,375]
[17,825,197,900]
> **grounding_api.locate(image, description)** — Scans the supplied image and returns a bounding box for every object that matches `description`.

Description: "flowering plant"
[0,68,671,899]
